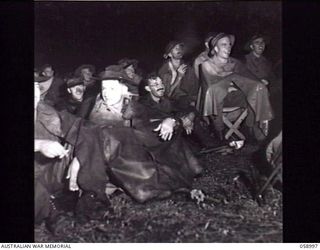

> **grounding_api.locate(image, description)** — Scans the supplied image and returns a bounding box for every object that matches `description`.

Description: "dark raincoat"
[76,95,203,203]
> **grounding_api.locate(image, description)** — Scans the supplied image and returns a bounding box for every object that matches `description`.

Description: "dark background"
[35,1,282,75]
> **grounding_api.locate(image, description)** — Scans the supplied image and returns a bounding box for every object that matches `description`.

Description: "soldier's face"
[81,68,93,81]
[101,80,126,105]
[251,37,266,56]
[147,77,165,98]
[125,65,135,79]
[169,44,184,59]
[68,84,85,101]
[214,37,232,59]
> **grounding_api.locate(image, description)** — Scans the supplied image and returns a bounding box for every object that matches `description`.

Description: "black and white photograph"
[34,1,283,243]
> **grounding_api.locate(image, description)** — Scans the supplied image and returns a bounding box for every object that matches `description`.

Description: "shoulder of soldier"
[125,98,142,110]
[37,101,59,116]
[127,97,151,117]
[201,59,212,70]
[137,96,148,106]
[230,57,247,68]
[37,101,63,136]
[243,53,251,62]
[229,56,242,63]
[194,51,208,63]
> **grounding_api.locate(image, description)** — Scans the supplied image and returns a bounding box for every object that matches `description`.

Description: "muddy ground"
[35,139,282,243]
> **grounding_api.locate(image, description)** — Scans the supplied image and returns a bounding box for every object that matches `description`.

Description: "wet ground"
[35,141,282,243]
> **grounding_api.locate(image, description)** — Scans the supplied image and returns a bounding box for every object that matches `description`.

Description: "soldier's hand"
[153,118,176,141]
[35,140,69,159]
[181,117,194,135]
[184,124,194,135]
[177,64,188,77]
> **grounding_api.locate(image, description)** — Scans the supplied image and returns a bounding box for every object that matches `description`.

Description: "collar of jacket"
[68,96,83,104]
[141,94,172,110]
[247,52,267,62]
[94,94,130,114]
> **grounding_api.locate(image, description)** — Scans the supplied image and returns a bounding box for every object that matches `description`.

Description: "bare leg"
[66,157,80,191]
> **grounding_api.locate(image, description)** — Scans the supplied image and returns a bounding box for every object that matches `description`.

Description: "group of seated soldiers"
[34,32,282,234]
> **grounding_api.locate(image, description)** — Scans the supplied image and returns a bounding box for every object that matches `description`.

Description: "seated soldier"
[196,32,274,141]
[34,77,77,233]
[244,34,282,107]
[244,34,277,87]
[35,75,111,230]
[158,41,199,107]
[127,73,217,149]
[73,65,139,198]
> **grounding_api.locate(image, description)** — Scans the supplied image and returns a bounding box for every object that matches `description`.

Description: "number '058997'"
[300,244,318,248]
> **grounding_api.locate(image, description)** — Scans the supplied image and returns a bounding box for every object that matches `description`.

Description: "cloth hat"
[34,75,50,83]
[163,40,184,59]
[208,32,235,50]
[244,34,270,52]
[204,32,216,48]
[118,58,139,69]
[74,64,96,77]
[66,77,84,88]
[99,65,138,94]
